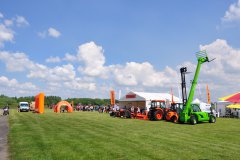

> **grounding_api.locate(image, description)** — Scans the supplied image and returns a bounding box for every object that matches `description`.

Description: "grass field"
[8,109,240,160]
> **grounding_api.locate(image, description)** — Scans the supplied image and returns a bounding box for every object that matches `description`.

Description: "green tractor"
[179,51,216,125]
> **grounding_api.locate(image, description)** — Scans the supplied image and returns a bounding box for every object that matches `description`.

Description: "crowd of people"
[74,104,111,113]
[114,104,146,114]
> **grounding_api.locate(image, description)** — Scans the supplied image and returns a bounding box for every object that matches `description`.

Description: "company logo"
[126,94,136,98]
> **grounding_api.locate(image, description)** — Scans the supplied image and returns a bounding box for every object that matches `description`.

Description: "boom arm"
[180,51,209,122]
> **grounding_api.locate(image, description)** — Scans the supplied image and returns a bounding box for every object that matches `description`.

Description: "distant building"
[216,101,231,117]
[119,91,180,111]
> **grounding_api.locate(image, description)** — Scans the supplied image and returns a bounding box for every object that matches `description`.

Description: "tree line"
[0,94,116,108]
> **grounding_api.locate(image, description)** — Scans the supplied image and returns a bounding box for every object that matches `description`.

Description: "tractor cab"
[170,103,183,114]
[148,100,168,121]
[150,100,166,109]
[166,103,183,123]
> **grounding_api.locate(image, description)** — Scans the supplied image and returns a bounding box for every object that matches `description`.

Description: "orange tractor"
[166,67,187,123]
[165,103,183,123]
[147,100,170,121]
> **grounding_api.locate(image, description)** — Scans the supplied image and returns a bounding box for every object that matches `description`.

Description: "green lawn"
[8,109,240,160]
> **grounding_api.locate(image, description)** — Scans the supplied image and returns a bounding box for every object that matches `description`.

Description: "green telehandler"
[179,51,216,125]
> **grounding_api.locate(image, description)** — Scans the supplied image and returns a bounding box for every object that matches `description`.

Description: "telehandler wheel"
[154,110,163,121]
[171,116,178,123]
[209,115,216,123]
[190,116,197,125]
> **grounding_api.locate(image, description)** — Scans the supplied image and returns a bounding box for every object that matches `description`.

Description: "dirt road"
[0,114,9,160]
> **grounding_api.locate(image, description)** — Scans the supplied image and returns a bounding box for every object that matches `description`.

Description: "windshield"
[20,104,29,107]
[151,101,166,108]
[191,104,201,112]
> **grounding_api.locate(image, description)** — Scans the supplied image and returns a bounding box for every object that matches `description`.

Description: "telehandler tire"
[209,115,216,123]
[190,116,197,125]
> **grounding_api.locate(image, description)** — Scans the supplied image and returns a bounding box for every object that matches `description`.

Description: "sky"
[0,0,240,101]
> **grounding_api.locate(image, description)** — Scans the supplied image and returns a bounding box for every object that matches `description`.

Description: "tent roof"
[227,104,240,109]
[219,92,240,103]
[192,98,202,104]
[119,91,180,102]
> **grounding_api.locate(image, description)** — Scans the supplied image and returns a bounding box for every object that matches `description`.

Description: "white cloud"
[0,76,38,96]
[0,51,73,82]
[15,15,29,27]
[0,24,14,47]
[27,64,76,82]
[200,39,240,72]
[77,41,107,77]
[1,39,239,100]
[63,53,77,62]
[46,56,61,63]
[4,19,13,26]
[187,39,240,100]
[0,12,3,18]
[222,0,240,22]
[0,76,18,87]
[64,78,96,91]
[110,62,178,87]
[37,31,46,38]
[48,27,61,38]
[0,14,29,47]
[0,51,35,71]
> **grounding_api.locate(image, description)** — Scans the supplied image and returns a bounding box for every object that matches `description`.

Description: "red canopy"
[225,93,240,103]
[220,92,240,103]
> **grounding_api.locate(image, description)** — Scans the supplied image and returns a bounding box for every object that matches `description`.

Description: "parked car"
[19,102,30,112]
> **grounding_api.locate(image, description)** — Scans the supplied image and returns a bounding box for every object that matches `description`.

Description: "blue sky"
[0,0,240,101]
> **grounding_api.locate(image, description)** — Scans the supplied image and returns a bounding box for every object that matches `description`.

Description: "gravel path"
[0,113,9,160]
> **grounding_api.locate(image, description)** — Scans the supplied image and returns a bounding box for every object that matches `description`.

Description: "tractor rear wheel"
[154,110,163,121]
[209,115,216,123]
[190,116,197,125]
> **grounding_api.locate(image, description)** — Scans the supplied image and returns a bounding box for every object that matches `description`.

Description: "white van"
[19,102,30,112]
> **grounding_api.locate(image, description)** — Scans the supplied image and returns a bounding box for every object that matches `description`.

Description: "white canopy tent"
[119,91,180,111]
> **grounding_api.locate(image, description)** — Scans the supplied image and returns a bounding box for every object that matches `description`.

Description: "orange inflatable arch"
[54,101,73,113]
[35,92,45,114]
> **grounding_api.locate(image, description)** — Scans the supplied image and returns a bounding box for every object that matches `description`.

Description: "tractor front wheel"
[147,111,153,121]
[171,116,178,123]
[190,116,197,125]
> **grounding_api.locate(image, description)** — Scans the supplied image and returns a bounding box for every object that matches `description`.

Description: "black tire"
[147,111,153,121]
[171,116,178,123]
[120,110,126,117]
[190,116,197,125]
[125,110,131,118]
[109,111,114,117]
[153,110,163,121]
[209,115,216,123]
